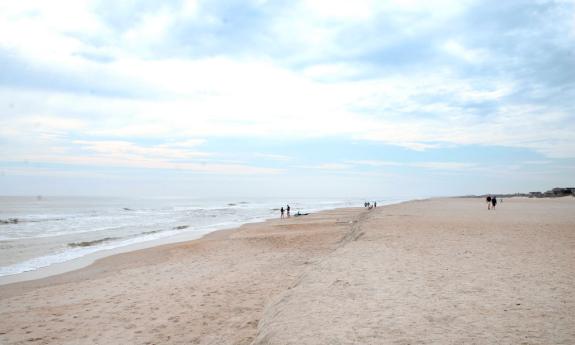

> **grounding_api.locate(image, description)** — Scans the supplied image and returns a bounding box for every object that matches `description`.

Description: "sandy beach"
[0,197,574,344]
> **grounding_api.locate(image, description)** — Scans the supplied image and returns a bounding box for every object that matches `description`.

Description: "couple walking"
[280,204,291,218]
[486,195,497,210]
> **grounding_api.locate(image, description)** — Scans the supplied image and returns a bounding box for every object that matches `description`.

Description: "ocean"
[0,196,398,277]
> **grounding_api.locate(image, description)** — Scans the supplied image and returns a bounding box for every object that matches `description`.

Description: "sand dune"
[1,198,574,344]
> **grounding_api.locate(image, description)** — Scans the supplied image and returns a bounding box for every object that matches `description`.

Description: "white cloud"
[300,0,375,20]
[0,166,115,179]
[73,140,210,160]
[254,153,292,161]
[1,60,573,159]
[522,160,552,165]
[0,0,104,64]
[181,0,200,17]
[0,0,574,173]
[350,160,478,171]
[159,139,206,148]
[124,11,172,42]
[395,142,444,151]
[410,162,478,170]
[347,160,402,167]
[297,163,353,171]
[2,152,280,175]
[443,40,487,63]
[303,63,365,81]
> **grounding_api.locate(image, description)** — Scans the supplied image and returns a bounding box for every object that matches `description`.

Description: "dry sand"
[0,198,574,344]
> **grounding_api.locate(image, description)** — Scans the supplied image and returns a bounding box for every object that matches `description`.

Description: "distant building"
[551,188,574,197]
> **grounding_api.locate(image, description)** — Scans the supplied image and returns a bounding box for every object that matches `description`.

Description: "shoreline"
[0,197,409,286]
[0,226,211,286]
[0,198,410,286]
[0,205,365,287]
[0,206,369,344]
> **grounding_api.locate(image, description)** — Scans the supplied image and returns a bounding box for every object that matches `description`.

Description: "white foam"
[0,197,403,277]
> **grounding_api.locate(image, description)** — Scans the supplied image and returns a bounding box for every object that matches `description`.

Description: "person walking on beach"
[491,196,497,210]
[286,205,291,217]
[280,207,284,219]
[374,202,377,208]
[486,196,492,210]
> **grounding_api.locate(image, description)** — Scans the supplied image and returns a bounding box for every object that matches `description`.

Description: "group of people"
[486,195,498,210]
[364,201,377,209]
[280,204,291,218]
[280,205,309,218]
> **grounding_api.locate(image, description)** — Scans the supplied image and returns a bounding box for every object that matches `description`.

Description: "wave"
[141,230,162,235]
[172,225,189,230]
[67,224,191,248]
[68,237,121,247]
[0,223,210,277]
[0,218,19,224]
[0,217,65,225]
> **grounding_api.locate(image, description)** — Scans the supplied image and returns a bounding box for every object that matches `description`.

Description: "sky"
[0,0,574,198]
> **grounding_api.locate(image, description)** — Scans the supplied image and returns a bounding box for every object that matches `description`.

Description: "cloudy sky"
[0,0,574,198]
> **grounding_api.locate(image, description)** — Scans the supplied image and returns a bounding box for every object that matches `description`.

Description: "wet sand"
[1,198,574,344]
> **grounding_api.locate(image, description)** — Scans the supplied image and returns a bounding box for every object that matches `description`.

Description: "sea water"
[0,196,398,277]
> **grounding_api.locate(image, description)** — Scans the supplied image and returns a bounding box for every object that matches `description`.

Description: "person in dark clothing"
[486,196,492,210]
[280,207,284,219]
[491,196,497,209]
[286,205,291,217]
